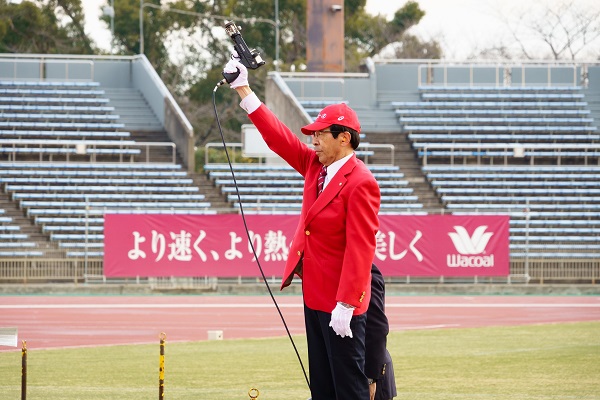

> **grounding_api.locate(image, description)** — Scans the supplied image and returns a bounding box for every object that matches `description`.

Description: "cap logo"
[338,116,344,121]
[318,113,327,119]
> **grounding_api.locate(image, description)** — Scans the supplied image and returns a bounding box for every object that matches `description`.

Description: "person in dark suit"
[366,264,397,400]
[225,58,381,400]
[307,264,397,400]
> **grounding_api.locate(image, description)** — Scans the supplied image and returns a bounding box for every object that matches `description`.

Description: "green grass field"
[1,322,599,399]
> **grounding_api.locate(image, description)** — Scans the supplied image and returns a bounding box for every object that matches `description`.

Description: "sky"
[83,0,600,60]
[365,0,600,59]
[82,0,112,52]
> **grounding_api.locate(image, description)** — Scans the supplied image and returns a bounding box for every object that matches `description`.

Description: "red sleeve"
[248,104,313,177]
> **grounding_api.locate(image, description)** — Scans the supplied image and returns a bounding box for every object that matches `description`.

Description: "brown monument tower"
[306,0,345,72]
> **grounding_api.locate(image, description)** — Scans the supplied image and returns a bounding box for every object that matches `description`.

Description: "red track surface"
[1,295,599,351]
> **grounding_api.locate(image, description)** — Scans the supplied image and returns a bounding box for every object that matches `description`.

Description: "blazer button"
[305,230,310,235]
[297,251,301,256]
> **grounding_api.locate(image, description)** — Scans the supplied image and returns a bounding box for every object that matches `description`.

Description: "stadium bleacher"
[401,85,599,258]
[204,163,423,213]
[0,78,212,258]
[0,80,139,163]
[1,57,598,283]
[201,79,600,262]
[397,86,598,158]
[0,161,213,257]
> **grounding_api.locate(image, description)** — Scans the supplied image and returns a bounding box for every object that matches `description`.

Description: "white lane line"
[387,303,600,308]
[0,303,599,309]
[395,324,461,330]
[0,303,302,309]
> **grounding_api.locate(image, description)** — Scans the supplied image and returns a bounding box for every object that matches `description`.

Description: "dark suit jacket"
[366,264,397,399]
[248,104,381,315]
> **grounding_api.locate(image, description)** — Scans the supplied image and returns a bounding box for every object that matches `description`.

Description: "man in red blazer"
[224,58,381,400]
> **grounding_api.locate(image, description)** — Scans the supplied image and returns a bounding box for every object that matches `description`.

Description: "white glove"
[329,302,354,338]
[223,57,248,89]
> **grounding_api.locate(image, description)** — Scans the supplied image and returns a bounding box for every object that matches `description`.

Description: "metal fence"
[0,259,102,283]
[0,257,598,285]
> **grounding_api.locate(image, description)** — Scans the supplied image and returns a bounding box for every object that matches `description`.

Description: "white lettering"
[447,254,495,268]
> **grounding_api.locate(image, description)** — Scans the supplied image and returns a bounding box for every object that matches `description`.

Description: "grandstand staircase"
[0,192,61,256]
[188,171,232,211]
[106,90,233,210]
[131,130,232,211]
[354,106,401,133]
[585,90,600,140]
[103,88,163,131]
[367,131,443,211]
[299,99,441,211]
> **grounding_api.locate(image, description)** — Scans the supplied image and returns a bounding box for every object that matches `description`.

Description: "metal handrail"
[416,63,581,87]
[0,139,177,164]
[419,143,600,166]
[205,142,395,166]
[0,58,95,82]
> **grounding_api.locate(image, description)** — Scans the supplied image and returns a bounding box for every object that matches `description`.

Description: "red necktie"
[317,165,327,196]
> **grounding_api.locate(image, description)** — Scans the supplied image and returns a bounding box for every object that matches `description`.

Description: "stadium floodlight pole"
[139,1,280,71]
[102,0,115,53]
[275,0,279,71]
[139,0,145,54]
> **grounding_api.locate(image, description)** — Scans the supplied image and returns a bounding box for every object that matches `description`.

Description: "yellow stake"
[21,340,27,400]
[159,333,166,399]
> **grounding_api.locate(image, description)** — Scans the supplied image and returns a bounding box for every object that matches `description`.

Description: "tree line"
[1,0,598,152]
[0,0,439,150]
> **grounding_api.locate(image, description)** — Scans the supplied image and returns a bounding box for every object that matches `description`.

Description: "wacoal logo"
[447,226,495,268]
[448,226,493,255]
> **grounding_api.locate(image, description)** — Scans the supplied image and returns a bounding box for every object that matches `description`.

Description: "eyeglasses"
[312,129,333,139]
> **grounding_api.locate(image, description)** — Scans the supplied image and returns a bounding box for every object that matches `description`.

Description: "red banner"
[104,214,510,277]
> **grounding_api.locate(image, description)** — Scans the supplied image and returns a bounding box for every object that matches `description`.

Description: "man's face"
[312,128,350,166]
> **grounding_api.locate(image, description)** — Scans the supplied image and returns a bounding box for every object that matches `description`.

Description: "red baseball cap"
[301,103,361,135]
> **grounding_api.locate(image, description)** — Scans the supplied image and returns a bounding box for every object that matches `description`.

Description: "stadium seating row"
[393,101,588,109]
[0,80,100,87]
[1,160,212,257]
[0,161,184,169]
[396,108,590,116]
[0,88,104,96]
[205,163,422,212]
[409,133,600,142]
[404,86,599,257]
[0,121,124,129]
[0,105,114,112]
[0,112,119,120]
[0,130,130,139]
[0,97,109,105]
[419,85,581,92]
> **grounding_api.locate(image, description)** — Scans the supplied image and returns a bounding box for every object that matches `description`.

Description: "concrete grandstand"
[0,54,598,284]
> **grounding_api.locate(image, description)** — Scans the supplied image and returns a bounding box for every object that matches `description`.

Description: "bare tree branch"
[485,0,600,60]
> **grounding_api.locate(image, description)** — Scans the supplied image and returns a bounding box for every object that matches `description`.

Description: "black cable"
[211,87,311,390]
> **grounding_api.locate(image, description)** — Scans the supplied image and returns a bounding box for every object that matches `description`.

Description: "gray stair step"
[104,88,163,132]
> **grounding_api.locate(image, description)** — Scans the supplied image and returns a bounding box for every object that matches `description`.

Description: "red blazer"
[249,104,381,315]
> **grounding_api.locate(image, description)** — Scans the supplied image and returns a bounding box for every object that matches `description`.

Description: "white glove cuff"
[240,92,261,114]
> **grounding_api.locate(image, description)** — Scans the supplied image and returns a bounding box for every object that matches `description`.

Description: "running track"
[1,295,599,351]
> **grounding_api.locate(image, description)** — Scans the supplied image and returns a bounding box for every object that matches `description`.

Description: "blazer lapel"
[304,155,358,226]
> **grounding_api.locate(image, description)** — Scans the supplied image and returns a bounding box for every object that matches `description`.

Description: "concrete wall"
[265,72,313,164]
